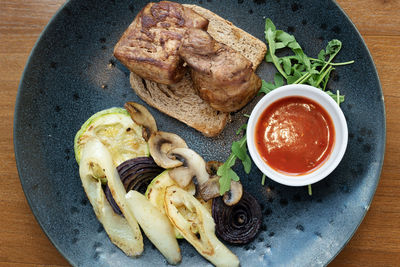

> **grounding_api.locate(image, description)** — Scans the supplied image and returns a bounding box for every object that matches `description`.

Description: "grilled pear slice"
[126,190,181,265]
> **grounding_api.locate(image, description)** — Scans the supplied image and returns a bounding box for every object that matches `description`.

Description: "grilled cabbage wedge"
[79,138,143,256]
[74,107,149,166]
[164,185,239,267]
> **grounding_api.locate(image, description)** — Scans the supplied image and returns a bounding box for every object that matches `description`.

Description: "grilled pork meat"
[179,28,261,112]
[114,1,208,85]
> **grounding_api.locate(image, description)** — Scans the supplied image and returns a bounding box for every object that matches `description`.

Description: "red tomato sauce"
[255,96,335,175]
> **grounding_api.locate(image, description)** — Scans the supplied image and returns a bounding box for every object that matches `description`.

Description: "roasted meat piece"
[179,28,261,112]
[114,1,208,85]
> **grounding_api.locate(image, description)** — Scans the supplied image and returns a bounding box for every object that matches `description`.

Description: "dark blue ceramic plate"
[14,0,385,266]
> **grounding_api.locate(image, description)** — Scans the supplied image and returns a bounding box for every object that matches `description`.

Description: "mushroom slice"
[148,131,188,169]
[199,176,220,201]
[167,147,210,188]
[204,161,243,204]
[206,161,223,176]
[223,181,243,206]
[124,102,157,141]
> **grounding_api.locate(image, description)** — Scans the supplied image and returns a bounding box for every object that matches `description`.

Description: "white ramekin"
[246,84,348,186]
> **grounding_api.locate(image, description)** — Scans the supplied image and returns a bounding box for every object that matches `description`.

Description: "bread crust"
[130,72,230,137]
[183,4,267,69]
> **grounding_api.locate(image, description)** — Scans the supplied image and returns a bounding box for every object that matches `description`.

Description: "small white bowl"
[247,84,348,186]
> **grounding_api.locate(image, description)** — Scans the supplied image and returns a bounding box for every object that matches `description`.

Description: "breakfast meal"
[114,1,267,136]
[73,0,354,265]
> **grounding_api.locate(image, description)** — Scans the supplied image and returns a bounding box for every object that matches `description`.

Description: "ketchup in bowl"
[247,84,348,186]
[254,96,335,175]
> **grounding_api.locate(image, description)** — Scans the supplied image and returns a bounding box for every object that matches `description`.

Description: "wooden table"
[1,0,399,266]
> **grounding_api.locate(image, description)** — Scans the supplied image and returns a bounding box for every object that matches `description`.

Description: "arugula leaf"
[325,39,342,57]
[318,49,326,61]
[232,135,251,174]
[275,30,295,45]
[282,57,292,75]
[265,18,276,32]
[258,79,277,95]
[265,19,288,79]
[326,90,345,104]
[236,123,247,135]
[218,133,250,195]
[263,19,352,101]
[274,42,286,49]
[218,162,233,195]
[274,73,285,87]
[227,168,240,181]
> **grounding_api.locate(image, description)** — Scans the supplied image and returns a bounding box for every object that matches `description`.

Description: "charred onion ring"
[212,191,262,244]
[104,157,164,215]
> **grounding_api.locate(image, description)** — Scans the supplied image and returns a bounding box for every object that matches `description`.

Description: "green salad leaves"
[218,18,354,195]
[262,19,353,101]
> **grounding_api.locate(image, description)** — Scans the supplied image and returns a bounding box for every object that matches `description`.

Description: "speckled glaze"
[14,0,385,266]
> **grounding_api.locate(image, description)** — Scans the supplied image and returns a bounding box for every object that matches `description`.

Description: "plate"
[14,0,385,266]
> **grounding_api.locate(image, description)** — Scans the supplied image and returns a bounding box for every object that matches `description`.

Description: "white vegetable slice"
[79,139,143,256]
[164,185,239,267]
[126,190,181,265]
[145,171,211,239]
[145,171,195,216]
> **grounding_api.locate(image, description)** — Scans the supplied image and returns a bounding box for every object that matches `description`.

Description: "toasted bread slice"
[130,72,230,137]
[184,4,267,70]
[129,4,266,136]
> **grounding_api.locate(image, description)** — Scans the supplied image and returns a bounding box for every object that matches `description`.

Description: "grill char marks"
[179,28,261,112]
[114,1,208,85]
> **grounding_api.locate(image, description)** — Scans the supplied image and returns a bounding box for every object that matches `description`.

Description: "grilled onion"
[212,191,262,244]
[104,157,164,214]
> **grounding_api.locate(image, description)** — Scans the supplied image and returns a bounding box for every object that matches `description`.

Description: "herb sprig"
[218,124,251,195]
[262,18,353,98]
[217,18,354,195]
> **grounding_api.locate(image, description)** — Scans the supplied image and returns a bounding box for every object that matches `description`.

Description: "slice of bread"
[130,72,230,137]
[184,4,267,70]
[129,4,267,137]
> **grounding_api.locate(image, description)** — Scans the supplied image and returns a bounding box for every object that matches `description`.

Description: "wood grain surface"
[1,0,399,266]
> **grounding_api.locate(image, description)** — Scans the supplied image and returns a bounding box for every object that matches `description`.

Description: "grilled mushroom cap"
[167,147,210,188]
[124,102,157,141]
[148,131,188,169]
[199,176,220,201]
[199,161,223,200]
[206,161,223,176]
[223,180,243,206]
[203,161,243,205]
